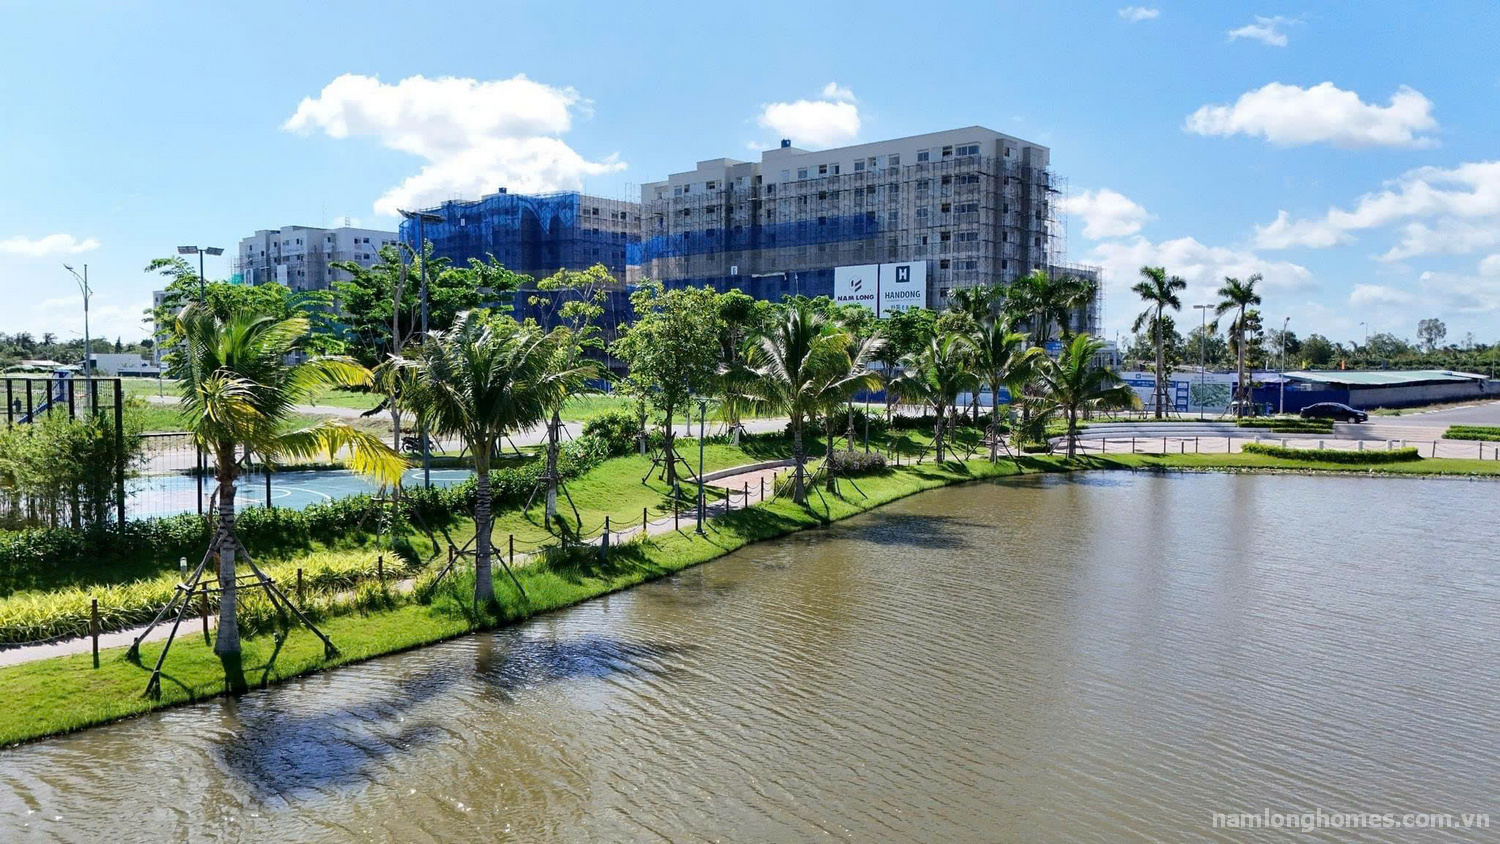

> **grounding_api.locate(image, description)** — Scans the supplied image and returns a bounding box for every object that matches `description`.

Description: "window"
[940,259,950,269]
[957,231,979,242]
[854,160,865,172]
[917,179,930,191]
[888,153,900,166]
[941,175,952,185]
[957,144,980,156]
[889,184,900,197]
[1034,236,1043,247]
[940,203,951,213]
[673,186,682,197]
[797,168,808,180]
[831,164,839,175]
[1003,231,1010,242]
[1001,259,1008,270]
[888,211,899,225]
[916,149,930,162]
[706,181,717,190]
[957,202,978,213]
[867,157,878,168]
[818,164,828,175]
[781,169,790,182]
[941,145,953,158]
[1004,147,1012,158]
[1002,202,1010,213]
[916,207,929,219]
[940,231,952,242]
[818,191,827,200]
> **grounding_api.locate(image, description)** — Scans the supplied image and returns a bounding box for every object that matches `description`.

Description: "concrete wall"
[1347,380,1495,409]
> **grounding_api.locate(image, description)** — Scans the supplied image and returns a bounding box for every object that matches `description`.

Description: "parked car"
[1299,402,1368,423]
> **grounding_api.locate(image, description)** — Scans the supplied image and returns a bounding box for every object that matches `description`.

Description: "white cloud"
[284,73,625,215]
[24,296,151,342]
[0,233,101,257]
[1255,160,1500,258]
[1184,82,1437,148]
[1349,284,1413,307]
[821,82,856,102]
[757,84,861,148]
[1085,234,1314,337]
[1480,254,1500,276]
[1415,271,1500,315]
[1118,7,1159,22]
[1227,15,1295,46]
[1062,188,1149,239]
[1253,210,1347,249]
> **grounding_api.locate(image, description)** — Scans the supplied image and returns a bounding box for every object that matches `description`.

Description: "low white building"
[88,354,158,376]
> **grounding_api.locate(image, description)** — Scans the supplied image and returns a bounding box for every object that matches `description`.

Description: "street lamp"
[177,245,224,301]
[1193,304,1211,419]
[398,209,444,489]
[62,263,91,413]
[1279,316,1290,416]
[696,397,708,535]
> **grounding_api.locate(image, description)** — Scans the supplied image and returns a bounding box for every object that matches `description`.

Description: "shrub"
[1238,417,1334,433]
[826,450,887,474]
[582,409,640,457]
[1240,442,1422,464]
[1444,425,1500,442]
[0,413,144,531]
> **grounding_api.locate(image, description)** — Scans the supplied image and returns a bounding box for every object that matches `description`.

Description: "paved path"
[0,459,797,668]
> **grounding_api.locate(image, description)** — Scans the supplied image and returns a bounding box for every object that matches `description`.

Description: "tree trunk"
[473,466,494,604]
[990,379,1000,463]
[1154,306,1166,419]
[663,406,677,489]
[212,456,239,656]
[544,408,560,521]
[792,420,806,504]
[934,405,946,462]
[825,411,837,491]
[1237,317,1248,417]
[1066,407,1078,459]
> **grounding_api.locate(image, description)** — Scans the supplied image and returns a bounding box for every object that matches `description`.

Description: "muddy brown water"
[2,472,1496,842]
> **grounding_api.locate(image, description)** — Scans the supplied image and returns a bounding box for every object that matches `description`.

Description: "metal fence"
[1,376,127,527]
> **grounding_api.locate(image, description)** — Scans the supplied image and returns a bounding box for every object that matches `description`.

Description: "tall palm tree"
[891,332,978,462]
[397,312,586,603]
[1037,334,1139,459]
[742,304,850,504]
[971,315,1042,463]
[170,305,405,656]
[1131,265,1186,419]
[1215,274,1262,418]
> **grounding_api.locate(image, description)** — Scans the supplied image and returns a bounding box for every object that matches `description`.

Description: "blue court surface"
[126,468,473,519]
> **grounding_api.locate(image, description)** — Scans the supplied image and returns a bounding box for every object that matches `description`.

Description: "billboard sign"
[833,264,879,312]
[877,261,926,317]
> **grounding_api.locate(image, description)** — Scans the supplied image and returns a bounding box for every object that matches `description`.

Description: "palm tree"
[1037,334,1139,458]
[742,304,850,504]
[817,329,884,489]
[891,332,978,462]
[971,315,1042,463]
[397,312,586,603]
[1215,274,1262,418]
[1005,269,1098,347]
[1131,266,1186,419]
[170,306,405,656]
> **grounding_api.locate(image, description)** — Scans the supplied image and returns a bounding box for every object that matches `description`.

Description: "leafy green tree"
[971,316,1042,463]
[396,313,582,603]
[610,282,722,489]
[1131,266,1186,418]
[529,265,611,520]
[169,306,404,655]
[1004,269,1097,346]
[1417,318,1447,352]
[1301,333,1336,368]
[891,332,978,463]
[1036,334,1139,459]
[1185,323,1230,369]
[816,327,884,489]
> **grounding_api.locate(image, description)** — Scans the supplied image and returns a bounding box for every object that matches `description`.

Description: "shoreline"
[3,451,1498,749]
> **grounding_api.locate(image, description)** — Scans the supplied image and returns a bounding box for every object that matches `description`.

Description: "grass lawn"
[1089,451,1500,477]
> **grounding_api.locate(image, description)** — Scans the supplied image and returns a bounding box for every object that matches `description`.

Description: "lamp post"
[398,209,443,489]
[1193,304,1211,419]
[696,397,708,535]
[62,264,92,413]
[1279,316,1290,416]
[177,245,223,302]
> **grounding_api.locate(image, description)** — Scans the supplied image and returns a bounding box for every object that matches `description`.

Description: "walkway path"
[0,459,797,668]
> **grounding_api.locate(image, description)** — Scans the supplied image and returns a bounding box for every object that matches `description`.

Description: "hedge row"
[1237,417,1335,433]
[1240,442,1422,464]
[1444,425,1500,442]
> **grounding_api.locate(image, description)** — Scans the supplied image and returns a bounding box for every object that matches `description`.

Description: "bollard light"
[179,557,188,579]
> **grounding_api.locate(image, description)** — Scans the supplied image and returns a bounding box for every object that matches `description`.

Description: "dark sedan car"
[1299,402,1369,423]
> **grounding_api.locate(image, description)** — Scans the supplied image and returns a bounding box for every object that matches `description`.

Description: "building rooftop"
[1285,370,1491,387]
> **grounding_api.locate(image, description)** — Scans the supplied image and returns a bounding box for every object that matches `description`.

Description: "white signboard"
[877,261,926,317]
[834,264,879,312]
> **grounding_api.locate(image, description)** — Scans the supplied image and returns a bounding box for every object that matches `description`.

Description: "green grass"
[1097,451,1500,477]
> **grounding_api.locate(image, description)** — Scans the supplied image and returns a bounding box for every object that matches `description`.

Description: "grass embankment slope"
[0,453,1052,747]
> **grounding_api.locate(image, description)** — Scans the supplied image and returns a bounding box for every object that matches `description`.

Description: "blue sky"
[2,0,1496,349]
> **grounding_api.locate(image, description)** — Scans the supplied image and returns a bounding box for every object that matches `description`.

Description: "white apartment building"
[237,224,397,292]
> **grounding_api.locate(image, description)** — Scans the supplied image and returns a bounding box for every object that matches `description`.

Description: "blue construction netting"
[632,211,885,264]
[401,192,639,279]
[659,269,836,302]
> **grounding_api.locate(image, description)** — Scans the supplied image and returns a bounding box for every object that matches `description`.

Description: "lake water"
[2,472,1496,841]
